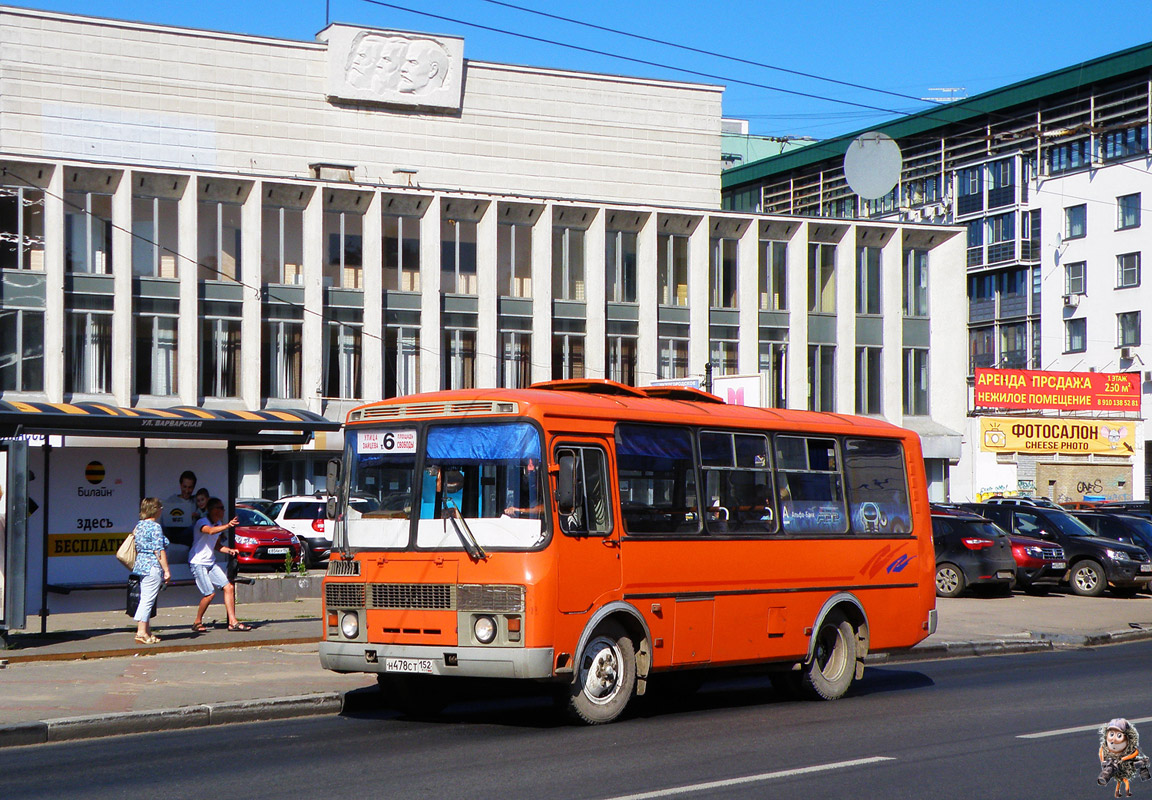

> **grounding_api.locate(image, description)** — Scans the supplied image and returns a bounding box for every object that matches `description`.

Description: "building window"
[903,348,929,416]
[758,339,786,408]
[443,329,476,390]
[1065,261,1086,295]
[1065,318,1086,353]
[198,200,241,282]
[658,234,689,307]
[758,239,786,310]
[0,186,45,270]
[710,238,738,308]
[262,205,304,285]
[384,326,420,398]
[1000,322,1027,368]
[988,159,1014,209]
[966,219,983,267]
[65,311,112,394]
[956,166,983,215]
[1101,126,1148,161]
[711,340,738,376]
[658,337,690,379]
[262,319,303,399]
[807,345,835,412]
[323,322,361,399]
[323,210,364,290]
[552,333,585,380]
[855,347,882,415]
[987,212,1015,264]
[1117,253,1141,288]
[64,191,113,274]
[607,335,637,385]
[1021,209,1041,261]
[553,227,586,301]
[855,246,881,314]
[201,317,240,398]
[808,243,836,313]
[606,230,637,303]
[1118,311,1141,347]
[134,315,178,396]
[1064,205,1086,240]
[441,219,478,295]
[903,249,928,317]
[1118,194,1141,230]
[499,331,532,388]
[132,196,179,278]
[0,308,44,391]
[969,326,995,372]
[1048,139,1092,174]
[497,223,532,298]
[383,214,421,292]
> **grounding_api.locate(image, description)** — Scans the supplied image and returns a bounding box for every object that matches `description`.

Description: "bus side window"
[774,435,848,534]
[843,438,912,535]
[699,431,775,534]
[555,446,612,536]
[615,424,700,535]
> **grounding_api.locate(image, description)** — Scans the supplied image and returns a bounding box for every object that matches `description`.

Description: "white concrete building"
[0,6,966,507]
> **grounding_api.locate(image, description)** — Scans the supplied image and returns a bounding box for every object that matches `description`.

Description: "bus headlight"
[474,615,497,644]
[340,611,359,639]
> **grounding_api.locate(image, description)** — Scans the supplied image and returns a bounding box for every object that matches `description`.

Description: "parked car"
[231,506,304,569]
[236,497,277,518]
[930,508,1018,597]
[1070,511,1152,555]
[983,496,1063,509]
[966,502,1152,597]
[931,504,1066,594]
[267,494,378,567]
[1090,501,1152,520]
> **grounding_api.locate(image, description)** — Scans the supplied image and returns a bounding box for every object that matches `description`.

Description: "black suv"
[966,501,1152,597]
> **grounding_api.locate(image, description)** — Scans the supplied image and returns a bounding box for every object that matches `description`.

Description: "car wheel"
[1070,559,1106,597]
[798,613,857,700]
[565,621,637,725]
[935,563,965,598]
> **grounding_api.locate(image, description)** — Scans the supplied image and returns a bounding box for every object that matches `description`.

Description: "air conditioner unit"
[1121,346,1133,360]
[1062,293,1080,307]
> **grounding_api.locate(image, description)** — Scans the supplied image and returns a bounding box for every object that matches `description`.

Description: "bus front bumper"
[319,640,555,680]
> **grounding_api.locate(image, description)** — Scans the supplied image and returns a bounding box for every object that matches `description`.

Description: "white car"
[266,494,377,567]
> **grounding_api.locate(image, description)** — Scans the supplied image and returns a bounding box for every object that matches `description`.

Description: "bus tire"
[566,620,636,725]
[799,614,857,701]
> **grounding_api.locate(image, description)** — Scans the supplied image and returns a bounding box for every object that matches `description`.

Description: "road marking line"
[598,756,895,800]
[1019,716,1152,739]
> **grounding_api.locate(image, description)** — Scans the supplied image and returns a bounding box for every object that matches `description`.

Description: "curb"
[867,638,1055,664]
[0,693,347,749]
[0,634,321,664]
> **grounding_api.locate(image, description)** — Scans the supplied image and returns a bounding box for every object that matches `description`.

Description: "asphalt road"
[5,644,1149,800]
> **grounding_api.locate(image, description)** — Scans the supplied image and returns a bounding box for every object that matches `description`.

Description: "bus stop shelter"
[0,401,340,634]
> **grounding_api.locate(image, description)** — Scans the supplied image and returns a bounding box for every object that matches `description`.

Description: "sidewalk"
[4,591,1152,746]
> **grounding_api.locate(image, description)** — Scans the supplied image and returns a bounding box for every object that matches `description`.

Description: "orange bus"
[319,380,937,723]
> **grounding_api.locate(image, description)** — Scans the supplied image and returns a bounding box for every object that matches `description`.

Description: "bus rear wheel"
[566,621,636,725]
[799,614,857,701]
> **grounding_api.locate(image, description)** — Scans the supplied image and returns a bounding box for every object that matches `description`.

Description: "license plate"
[1051,562,1066,570]
[267,547,289,555]
[385,657,435,674]
[996,570,1014,580]
[1141,564,1152,573]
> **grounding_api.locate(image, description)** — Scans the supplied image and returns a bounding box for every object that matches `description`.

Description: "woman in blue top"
[132,497,170,644]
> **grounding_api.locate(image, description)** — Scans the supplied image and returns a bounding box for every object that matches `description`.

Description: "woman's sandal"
[227,622,253,632]
[135,634,161,644]
[191,622,208,633]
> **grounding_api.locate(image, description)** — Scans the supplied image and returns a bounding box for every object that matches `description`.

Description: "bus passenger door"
[554,442,621,613]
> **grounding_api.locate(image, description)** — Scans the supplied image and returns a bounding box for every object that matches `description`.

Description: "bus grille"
[369,583,455,610]
[327,560,361,577]
[325,583,365,609]
[352,400,517,421]
[458,584,525,613]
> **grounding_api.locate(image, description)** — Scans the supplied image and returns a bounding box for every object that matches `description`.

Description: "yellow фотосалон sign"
[979,417,1135,455]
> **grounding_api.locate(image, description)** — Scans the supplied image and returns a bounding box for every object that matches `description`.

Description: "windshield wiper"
[445,499,488,561]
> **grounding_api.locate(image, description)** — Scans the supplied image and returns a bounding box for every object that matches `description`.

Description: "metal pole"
[704,362,713,395]
[39,440,50,635]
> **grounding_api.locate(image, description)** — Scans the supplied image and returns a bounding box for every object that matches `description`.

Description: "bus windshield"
[342,421,547,552]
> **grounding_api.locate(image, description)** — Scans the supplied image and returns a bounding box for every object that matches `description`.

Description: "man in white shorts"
[189,497,251,632]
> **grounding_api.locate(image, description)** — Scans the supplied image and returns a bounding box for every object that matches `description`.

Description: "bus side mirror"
[442,469,465,495]
[556,453,576,514]
[326,459,341,519]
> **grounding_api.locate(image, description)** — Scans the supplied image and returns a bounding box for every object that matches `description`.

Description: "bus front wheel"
[566,621,636,724]
[799,614,857,701]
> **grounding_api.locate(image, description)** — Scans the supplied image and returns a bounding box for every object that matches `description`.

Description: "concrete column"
[635,212,658,384]
[110,171,131,406]
[475,203,498,389]
[419,198,442,393]
[361,191,383,403]
[531,204,553,384]
[302,187,323,411]
[928,231,967,430]
[737,220,758,376]
[835,228,856,413]
[688,218,709,378]
[240,180,262,409]
[177,177,199,406]
[44,167,65,402]
[583,208,606,380]
[786,223,809,410]
[881,230,903,423]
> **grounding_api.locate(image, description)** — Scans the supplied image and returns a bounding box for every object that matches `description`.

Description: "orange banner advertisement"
[974,369,1140,411]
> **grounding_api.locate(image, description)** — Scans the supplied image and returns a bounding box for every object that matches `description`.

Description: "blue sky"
[11,0,1152,139]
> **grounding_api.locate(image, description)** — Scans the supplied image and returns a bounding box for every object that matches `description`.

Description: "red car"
[931,504,1066,594]
[232,506,304,569]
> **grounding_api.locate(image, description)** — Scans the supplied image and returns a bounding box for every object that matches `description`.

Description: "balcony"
[969,298,996,324]
[987,185,1015,210]
[957,193,984,216]
[999,293,1028,319]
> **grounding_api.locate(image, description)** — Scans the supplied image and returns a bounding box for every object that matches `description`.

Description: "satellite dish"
[844,132,903,200]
